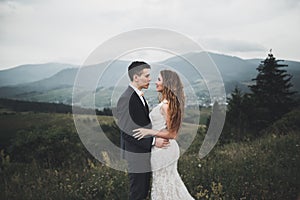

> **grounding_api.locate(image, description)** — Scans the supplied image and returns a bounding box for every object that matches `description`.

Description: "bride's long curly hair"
[159,70,185,133]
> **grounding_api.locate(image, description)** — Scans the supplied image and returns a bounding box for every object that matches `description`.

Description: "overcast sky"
[0,0,300,70]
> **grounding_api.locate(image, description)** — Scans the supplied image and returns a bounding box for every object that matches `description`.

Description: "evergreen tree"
[225,86,254,141]
[249,51,296,129]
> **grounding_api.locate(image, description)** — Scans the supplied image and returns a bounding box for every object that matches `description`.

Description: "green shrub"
[0,160,128,200]
[1,112,299,199]
[178,132,300,199]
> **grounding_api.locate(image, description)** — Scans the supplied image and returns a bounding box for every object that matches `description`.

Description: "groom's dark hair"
[128,61,151,81]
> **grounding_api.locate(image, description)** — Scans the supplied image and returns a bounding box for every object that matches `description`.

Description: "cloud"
[203,38,266,53]
[0,0,299,69]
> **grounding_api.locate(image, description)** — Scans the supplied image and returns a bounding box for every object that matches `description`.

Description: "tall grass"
[0,111,299,199]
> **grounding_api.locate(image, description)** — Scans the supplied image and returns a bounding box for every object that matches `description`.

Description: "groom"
[116,61,169,200]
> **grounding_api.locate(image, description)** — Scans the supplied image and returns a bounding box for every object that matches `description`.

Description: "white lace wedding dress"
[150,100,194,200]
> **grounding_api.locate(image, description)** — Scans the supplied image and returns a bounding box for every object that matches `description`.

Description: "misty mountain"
[162,52,259,93]
[0,52,299,107]
[0,63,78,87]
[0,68,77,98]
[0,60,131,97]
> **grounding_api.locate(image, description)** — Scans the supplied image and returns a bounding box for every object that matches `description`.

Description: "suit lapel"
[134,91,149,115]
[141,95,149,113]
[127,86,148,115]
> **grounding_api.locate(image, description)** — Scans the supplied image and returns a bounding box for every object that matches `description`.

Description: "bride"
[133,70,194,200]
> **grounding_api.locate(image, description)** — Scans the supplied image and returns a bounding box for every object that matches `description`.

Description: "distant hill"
[0,63,78,87]
[160,52,300,93]
[162,52,258,93]
[0,98,112,115]
[0,52,299,107]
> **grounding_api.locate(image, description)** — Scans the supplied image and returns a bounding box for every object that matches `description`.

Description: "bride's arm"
[133,128,176,140]
[133,103,177,140]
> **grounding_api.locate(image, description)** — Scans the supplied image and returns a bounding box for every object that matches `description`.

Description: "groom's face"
[135,68,151,90]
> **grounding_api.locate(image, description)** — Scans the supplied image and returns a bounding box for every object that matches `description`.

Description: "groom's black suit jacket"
[116,86,153,172]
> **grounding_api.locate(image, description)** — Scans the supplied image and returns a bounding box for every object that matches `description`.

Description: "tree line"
[0,98,112,116]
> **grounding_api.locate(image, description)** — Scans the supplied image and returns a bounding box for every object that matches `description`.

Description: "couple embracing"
[116,61,194,200]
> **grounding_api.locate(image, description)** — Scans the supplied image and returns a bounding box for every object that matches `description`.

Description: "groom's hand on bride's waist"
[155,137,170,148]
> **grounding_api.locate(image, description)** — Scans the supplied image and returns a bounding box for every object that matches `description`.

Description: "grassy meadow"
[0,105,299,199]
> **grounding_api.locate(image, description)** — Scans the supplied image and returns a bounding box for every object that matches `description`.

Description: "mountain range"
[0,63,78,87]
[0,52,299,108]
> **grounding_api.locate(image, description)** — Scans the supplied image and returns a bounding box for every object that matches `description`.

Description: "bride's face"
[155,73,164,92]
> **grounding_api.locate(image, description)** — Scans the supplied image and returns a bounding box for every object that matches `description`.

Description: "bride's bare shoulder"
[162,99,168,104]
[160,100,169,116]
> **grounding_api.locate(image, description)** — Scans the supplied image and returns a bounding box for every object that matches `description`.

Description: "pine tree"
[225,86,254,141]
[249,51,296,129]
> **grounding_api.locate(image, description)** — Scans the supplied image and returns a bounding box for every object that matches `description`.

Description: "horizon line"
[1,51,299,71]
